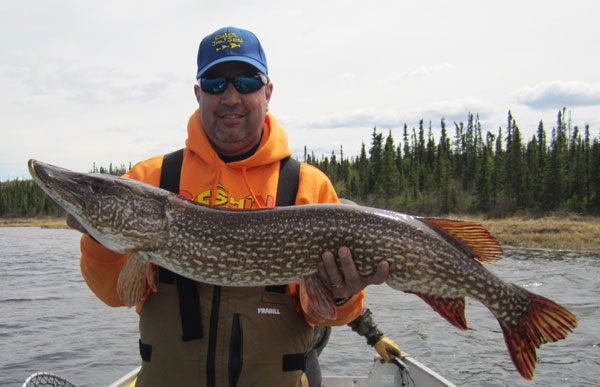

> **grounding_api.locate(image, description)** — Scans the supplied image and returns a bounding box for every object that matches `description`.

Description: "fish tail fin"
[300,274,337,321]
[412,293,468,330]
[500,287,578,381]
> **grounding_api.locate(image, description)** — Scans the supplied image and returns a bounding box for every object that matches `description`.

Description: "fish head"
[28,159,168,253]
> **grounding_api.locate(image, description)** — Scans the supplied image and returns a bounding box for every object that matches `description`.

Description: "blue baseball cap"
[196,27,268,79]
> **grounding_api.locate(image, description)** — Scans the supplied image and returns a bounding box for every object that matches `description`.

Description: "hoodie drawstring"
[242,166,262,208]
[209,154,222,207]
[210,154,262,209]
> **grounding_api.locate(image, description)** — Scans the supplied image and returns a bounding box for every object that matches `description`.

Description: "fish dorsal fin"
[418,218,503,263]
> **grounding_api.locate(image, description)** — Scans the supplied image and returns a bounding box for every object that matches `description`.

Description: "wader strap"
[275,157,313,373]
[160,148,203,341]
[159,148,184,194]
[268,157,300,297]
[282,352,308,372]
[139,339,152,362]
[276,157,300,207]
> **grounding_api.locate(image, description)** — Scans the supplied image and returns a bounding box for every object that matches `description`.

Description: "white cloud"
[419,98,496,123]
[299,108,397,129]
[292,98,495,131]
[0,55,179,105]
[383,63,455,82]
[514,81,600,110]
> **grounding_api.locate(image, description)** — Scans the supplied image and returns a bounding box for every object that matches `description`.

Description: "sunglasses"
[199,73,269,95]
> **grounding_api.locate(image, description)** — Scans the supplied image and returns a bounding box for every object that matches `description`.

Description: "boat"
[320,356,456,387]
[22,354,455,387]
[106,355,456,387]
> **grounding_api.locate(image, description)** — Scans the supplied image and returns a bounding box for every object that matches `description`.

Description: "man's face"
[194,61,273,156]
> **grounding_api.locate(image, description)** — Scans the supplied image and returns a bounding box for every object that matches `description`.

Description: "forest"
[1,108,599,218]
[306,109,600,216]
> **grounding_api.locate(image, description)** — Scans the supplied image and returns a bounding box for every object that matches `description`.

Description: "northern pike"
[28,159,577,381]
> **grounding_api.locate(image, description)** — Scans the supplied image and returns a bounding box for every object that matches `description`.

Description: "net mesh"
[22,372,77,387]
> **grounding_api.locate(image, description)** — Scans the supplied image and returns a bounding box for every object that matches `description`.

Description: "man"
[68,27,388,386]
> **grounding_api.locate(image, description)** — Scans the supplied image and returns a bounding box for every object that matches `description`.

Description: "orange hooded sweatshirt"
[80,110,364,326]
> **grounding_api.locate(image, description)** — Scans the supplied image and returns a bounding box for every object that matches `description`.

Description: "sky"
[2,0,600,180]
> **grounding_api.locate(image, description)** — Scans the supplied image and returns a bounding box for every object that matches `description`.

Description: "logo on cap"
[212,32,244,52]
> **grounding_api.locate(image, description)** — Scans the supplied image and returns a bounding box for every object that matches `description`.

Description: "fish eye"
[90,180,104,193]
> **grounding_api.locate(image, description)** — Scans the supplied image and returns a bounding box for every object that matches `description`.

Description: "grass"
[458,214,600,251]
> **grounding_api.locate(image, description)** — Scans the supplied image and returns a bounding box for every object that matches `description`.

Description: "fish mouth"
[29,159,75,192]
[28,159,87,215]
[28,159,41,182]
[29,159,56,194]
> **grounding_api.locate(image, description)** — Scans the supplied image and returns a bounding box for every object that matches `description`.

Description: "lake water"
[1,227,598,386]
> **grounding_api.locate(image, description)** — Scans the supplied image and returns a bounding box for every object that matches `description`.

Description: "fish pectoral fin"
[117,252,154,308]
[499,286,578,381]
[412,292,468,330]
[299,274,337,322]
[418,218,503,263]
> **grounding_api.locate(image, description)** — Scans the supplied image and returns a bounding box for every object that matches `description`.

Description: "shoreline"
[0,217,68,229]
[1,215,599,252]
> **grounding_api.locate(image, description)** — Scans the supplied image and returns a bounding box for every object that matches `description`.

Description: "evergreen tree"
[532,121,547,208]
[506,118,525,209]
[542,111,568,210]
[492,127,505,210]
[475,134,494,212]
[590,136,600,212]
[583,125,592,206]
[436,119,454,213]
[381,130,401,196]
[368,128,385,197]
[357,142,369,198]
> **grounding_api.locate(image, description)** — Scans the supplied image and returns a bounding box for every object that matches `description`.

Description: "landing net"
[22,372,76,387]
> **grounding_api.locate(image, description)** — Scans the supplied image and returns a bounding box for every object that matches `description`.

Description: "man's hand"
[66,214,88,234]
[374,336,402,362]
[318,247,389,299]
[45,194,88,235]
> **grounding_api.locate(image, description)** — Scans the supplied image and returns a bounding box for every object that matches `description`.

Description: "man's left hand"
[318,247,389,299]
[374,336,402,363]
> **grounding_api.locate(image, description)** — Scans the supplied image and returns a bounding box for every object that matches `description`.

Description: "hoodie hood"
[185,110,292,169]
